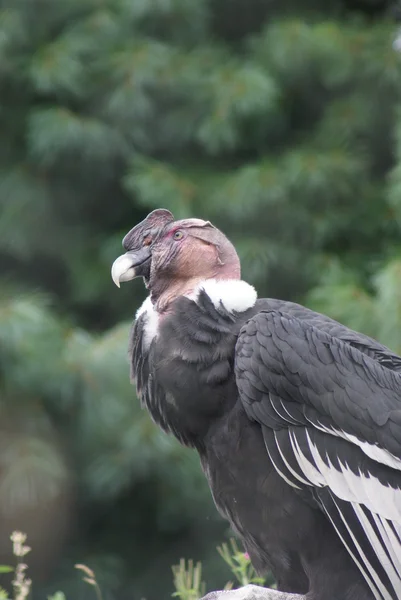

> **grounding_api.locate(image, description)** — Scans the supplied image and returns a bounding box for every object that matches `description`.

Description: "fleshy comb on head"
[123,209,174,251]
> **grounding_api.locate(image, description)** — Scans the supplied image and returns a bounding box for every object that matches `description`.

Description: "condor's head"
[111,209,241,310]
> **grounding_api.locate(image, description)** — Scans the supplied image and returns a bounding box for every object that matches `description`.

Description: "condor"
[112,209,401,600]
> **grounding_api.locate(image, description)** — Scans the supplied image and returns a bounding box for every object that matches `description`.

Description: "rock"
[200,585,304,600]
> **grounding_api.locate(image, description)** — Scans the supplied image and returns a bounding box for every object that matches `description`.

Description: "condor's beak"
[111,247,151,287]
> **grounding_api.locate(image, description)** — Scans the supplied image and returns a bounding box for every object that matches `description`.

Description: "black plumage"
[111,210,401,600]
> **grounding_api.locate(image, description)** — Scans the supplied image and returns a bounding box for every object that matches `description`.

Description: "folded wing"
[235,310,401,600]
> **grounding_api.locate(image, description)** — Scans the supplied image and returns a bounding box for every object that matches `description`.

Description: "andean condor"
[111,209,401,600]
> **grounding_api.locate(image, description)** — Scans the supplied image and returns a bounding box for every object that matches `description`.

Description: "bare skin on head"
[149,219,241,311]
[111,209,241,312]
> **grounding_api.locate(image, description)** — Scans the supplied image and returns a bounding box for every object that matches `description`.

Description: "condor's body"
[112,210,401,600]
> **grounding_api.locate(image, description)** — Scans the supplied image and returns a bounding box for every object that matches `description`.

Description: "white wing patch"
[290,429,401,521]
[311,421,401,472]
[191,279,257,313]
[278,429,401,600]
[135,296,159,350]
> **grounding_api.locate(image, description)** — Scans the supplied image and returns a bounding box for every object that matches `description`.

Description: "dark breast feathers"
[130,283,401,600]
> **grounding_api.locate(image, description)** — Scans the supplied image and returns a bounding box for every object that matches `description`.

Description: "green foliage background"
[1,0,401,598]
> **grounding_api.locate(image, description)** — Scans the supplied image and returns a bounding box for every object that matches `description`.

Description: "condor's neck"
[152,268,241,313]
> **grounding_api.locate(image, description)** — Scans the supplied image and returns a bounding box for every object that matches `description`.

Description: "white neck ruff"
[189,279,257,313]
[135,279,257,350]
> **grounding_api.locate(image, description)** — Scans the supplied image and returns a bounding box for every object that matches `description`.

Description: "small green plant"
[172,559,206,600]
[217,538,266,588]
[171,537,267,599]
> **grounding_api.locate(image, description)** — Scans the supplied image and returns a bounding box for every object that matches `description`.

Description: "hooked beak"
[111,247,152,288]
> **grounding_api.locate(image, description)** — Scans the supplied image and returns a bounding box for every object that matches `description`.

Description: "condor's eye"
[173,230,184,240]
